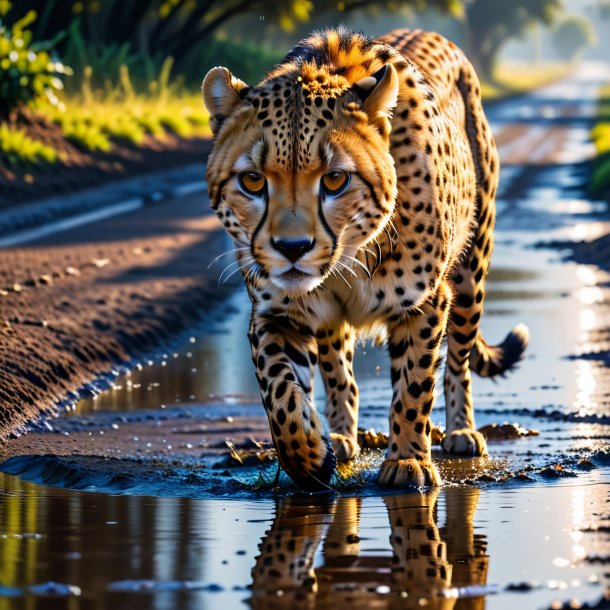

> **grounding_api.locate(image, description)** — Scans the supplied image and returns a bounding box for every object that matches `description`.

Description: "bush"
[0,7,71,118]
[59,118,111,152]
[180,36,285,87]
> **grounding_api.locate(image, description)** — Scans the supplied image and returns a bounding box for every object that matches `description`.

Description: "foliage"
[61,118,111,152]
[0,5,71,118]
[42,94,210,154]
[36,54,211,154]
[61,17,166,95]
[591,148,610,196]
[461,0,564,81]
[7,0,464,77]
[179,36,285,87]
[0,123,58,166]
[591,85,610,197]
[552,15,597,62]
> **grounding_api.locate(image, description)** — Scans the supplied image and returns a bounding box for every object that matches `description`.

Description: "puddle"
[0,472,608,610]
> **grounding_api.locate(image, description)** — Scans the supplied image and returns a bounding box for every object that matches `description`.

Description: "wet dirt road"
[1,64,610,610]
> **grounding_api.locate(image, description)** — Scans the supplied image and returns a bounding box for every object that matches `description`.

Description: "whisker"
[374,236,382,260]
[218,259,243,284]
[336,260,357,278]
[218,256,255,284]
[207,247,249,269]
[333,265,352,290]
[242,261,261,282]
[223,261,255,283]
[341,255,371,279]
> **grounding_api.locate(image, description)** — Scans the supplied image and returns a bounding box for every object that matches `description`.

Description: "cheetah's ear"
[202,67,250,136]
[352,64,399,138]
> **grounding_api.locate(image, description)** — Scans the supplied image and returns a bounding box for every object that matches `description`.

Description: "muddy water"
[2,66,610,609]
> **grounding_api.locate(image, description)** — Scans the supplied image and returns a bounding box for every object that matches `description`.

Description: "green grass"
[0,123,59,167]
[591,84,610,197]
[0,62,212,174]
[42,88,211,150]
[481,62,572,101]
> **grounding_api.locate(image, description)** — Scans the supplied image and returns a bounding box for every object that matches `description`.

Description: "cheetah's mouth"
[271,266,322,295]
[280,268,311,281]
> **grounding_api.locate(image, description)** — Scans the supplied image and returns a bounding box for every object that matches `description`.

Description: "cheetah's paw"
[330,433,360,461]
[442,428,488,456]
[279,430,337,493]
[378,458,440,487]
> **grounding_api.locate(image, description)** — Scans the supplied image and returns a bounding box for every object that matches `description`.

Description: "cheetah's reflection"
[249,488,488,610]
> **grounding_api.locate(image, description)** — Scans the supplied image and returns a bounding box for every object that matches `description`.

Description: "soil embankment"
[0,192,231,439]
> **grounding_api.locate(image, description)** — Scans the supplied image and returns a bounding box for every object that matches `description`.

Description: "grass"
[481,61,572,101]
[0,123,59,168]
[41,91,211,149]
[590,84,610,197]
[1,61,211,171]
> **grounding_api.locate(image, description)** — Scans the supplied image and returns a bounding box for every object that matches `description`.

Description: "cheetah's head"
[202,61,399,296]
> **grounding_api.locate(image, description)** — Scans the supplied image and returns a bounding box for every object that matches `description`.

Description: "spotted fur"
[202,27,529,490]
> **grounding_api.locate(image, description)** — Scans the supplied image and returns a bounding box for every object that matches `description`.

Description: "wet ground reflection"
[249,488,489,610]
[0,473,608,610]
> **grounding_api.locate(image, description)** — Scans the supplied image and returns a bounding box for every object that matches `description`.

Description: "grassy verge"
[0,61,211,174]
[0,97,210,172]
[481,62,572,101]
[591,84,610,199]
[44,92,210,150]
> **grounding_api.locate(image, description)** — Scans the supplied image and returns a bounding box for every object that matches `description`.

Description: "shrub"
[0,7,71,118]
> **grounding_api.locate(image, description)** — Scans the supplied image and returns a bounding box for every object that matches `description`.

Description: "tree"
[552,15,597,62]
[461,0,564,82]
[7,0,465,71]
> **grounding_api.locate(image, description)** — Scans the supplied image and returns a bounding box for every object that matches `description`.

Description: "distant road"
[488,61,610,166]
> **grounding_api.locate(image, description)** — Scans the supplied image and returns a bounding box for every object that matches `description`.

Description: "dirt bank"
[0,192,231,440]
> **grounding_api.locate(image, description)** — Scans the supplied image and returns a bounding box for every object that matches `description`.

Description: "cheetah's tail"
[469,323,529,378]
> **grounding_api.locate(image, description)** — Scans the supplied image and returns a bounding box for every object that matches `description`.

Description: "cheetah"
[202,27,529,491]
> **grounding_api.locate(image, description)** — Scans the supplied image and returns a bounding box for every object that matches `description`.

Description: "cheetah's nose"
[271,237,315,263]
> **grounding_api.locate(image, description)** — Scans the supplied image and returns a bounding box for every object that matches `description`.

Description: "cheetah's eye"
[321,171,350,196]
[238,172,266,196]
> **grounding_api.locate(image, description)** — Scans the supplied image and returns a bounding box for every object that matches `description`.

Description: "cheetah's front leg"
[249,313,336,492]
[378,283,452,487]
[317,323,360,461]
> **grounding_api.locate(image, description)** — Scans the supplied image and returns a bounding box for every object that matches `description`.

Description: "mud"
[0,191,236,440]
